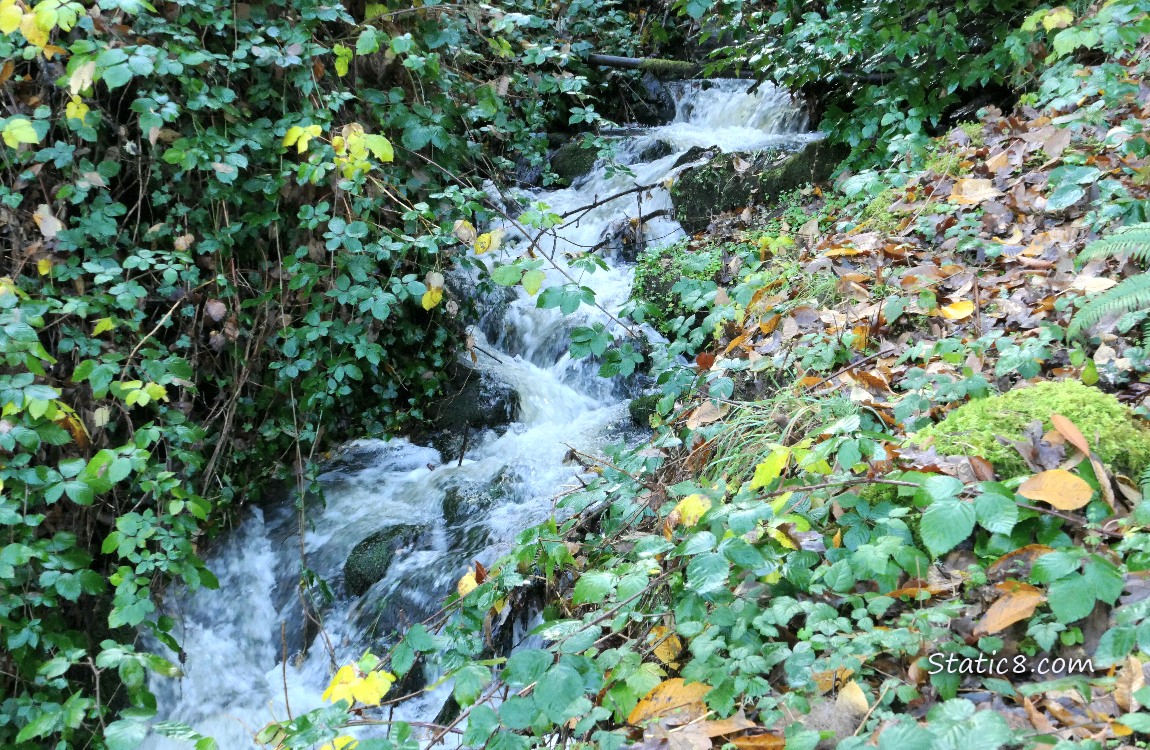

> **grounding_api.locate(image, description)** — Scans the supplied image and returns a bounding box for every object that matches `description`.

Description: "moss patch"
[632,239,722,332]
[914,380,1150,478]
[550,141,598,181]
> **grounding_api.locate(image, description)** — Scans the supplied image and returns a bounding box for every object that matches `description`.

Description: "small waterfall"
[142,80,814,748]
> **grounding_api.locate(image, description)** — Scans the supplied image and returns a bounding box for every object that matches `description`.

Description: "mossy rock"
[914,380,1150,479]
[629,393,660,427]
[670,139,848,233]
[344,525,426,597]
[632,239,722,332]
[550,141,598,181]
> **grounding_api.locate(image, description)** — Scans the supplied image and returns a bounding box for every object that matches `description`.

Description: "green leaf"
[974,493,1018,535]
[15,710,62,742]
[1118,712,1150,733]
[1047,574,1095,623]
[686,552,729,596]
[1045,183,1085,211]
[919,498,975,557]
[452,664,491,707]
[535,663,585,723]
[1083,555,1123,605]
[573,571,616,605]
[877,720,933,750]
[491,265,523,286]
[503,649,553,687]
[356,27,382,55]
[1094,626,1136,668]
[521,269,546,297]
[104,717,149,750]
[362,134,393,163]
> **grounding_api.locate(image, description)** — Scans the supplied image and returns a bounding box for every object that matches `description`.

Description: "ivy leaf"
[920,498,975,557]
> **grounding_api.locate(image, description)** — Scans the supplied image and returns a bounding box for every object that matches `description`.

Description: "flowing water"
[143,79,815,748]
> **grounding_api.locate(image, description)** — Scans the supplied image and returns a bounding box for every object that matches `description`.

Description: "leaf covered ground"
[410,8,1150,750]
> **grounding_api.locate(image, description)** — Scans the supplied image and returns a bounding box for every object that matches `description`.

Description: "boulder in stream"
[671,139,848,233]
[424,364,520,461]
[344,525,427,597]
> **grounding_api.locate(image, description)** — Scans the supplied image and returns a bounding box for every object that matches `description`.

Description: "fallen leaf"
[1115,655,1144,713]
[650,625,683,667]
[686,401,724,430]
[1071,276,1118,293]
[730,734,786,750]
[974,583,1045,635]
[698,710,755,737]
[949,178,1003,205]
[1017,468,1094,510]
[837,681,868,713]
[627,678,710,726]
[204,299,227,322]
[1050,414,1091,457]
[938,299,975,320]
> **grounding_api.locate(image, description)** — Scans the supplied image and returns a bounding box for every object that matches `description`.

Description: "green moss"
[858,483,900,505]
[914,380,1150,478]
[959,121,986,148]
[550,141,598,181]
[629,393,661,427]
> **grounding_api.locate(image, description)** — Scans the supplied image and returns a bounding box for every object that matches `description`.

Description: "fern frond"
[1076,223,1150,267]
[1068,272,1150,338]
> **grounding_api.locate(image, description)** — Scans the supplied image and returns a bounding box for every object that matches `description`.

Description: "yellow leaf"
[453,220,477,244]
[457,568,478,597]
[92,317,114,336]
[836,680,869,713]
[473,230,503,255]
[938,299,975,320]
[320,737,358,750]
[351,669,394,706]
[68,59,95,95]
[0,0,21,34]
[2,116,39,148]
[322,664,358,705]
[626,678,710,726]
[749,448,790,489]
[650,625,682,666]
[283,124,322,154]
[37,257,51,276]
[521,269,545,297]
[1043,6,1073,30]
[671,494,711,528]
[421,287,443,311]
[19,11,47,46]
[765,526,798,551]
[1017,468,1094,510]
[65,95,89,124]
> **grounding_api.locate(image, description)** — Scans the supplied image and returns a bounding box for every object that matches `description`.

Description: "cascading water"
[143,79,815,748]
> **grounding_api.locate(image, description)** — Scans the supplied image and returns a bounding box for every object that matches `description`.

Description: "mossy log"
[587,54,701,79]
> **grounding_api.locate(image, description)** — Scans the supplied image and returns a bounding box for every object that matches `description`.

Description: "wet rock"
[441,467,520,527]
[550,140,598,181]
[627,138,675,165]
[344,525,427,597]
[632,73,677,126]
[425,364,520,461]
[671,139,848,233]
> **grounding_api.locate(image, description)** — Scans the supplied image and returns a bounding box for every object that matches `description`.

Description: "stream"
[143,79,815,748]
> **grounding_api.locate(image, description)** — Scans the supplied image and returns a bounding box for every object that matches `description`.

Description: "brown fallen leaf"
[988,544,1056,578]
[627,678,710,726]
[686,401,725,430]
[698,710,755,737]
[949,178,1004,205]
[974,582,1045,635]
[1017,468,1094,510]
[1114,655,1145,713]
[730,732,786,750]
[1050,413,1092,457]
[650,625,683,667]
